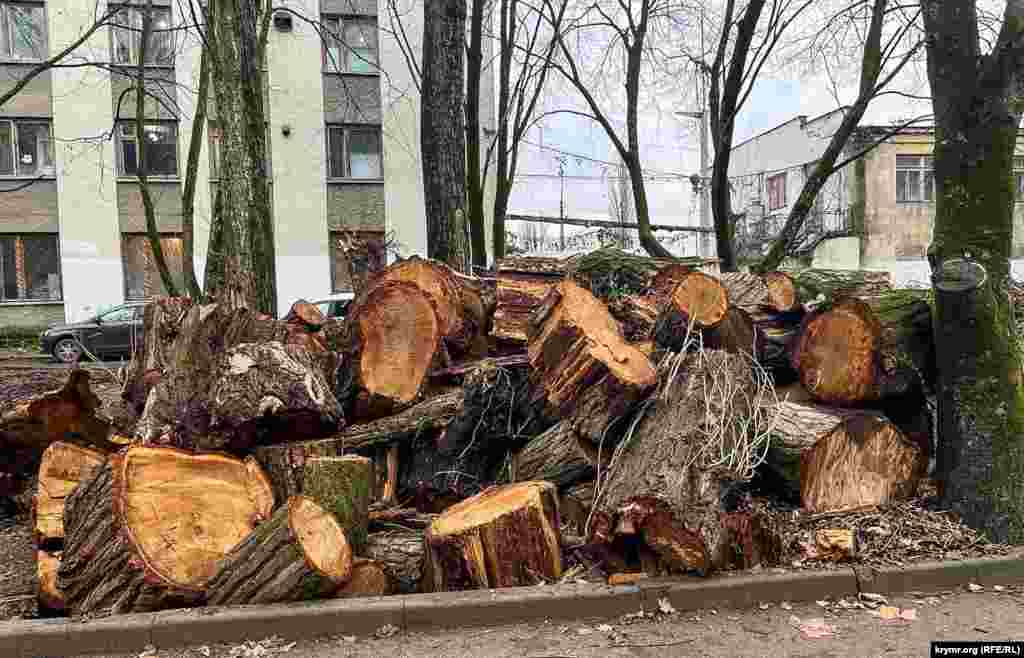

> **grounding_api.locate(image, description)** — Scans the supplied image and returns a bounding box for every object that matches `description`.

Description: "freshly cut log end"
[763,272,798,311]
[335,558,390,598]
[424,481,562,591]
[207,496,353,605]
[37,550,64,613]
[800,415,924,512]
[33,442,105,549]
[283,299,326,331]
[647,263,696,302]
[338,280,443,421]
[669,272,729,328]
[491,271,561,343]
[58,446,275,616]
[791,298,882,405]
[608,294,659,342]
[364,529,426,594]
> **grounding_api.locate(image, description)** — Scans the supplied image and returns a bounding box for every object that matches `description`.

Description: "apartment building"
[718,109,1024,283]
[0,0,495,330]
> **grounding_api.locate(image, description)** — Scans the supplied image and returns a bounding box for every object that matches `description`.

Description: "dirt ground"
[70,587,1024,658]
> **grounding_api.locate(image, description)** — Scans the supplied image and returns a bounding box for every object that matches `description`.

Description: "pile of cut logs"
[0,248,935,617]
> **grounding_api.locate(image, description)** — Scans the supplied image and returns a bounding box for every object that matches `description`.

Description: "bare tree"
[465,0,487,267]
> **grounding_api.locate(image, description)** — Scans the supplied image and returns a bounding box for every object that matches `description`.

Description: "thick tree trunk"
[528,280,657,443]
[800,415,924,512]
[465,0,486,268]
[206,497,352,605]
[37,549,63,613]
[33,442,105,549]
[123,297,194,415]
[515,421,596,489]
[300,456,372,552]
[421,0,470,273]
[364,529,426,594]
[58,447,274,616]
[423,482,562,591]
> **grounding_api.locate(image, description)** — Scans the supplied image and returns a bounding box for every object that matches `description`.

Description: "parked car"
[40,302,147,363]
[308,292,355,321]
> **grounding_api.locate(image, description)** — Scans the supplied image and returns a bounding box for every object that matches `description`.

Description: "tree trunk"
[33,442,105,550]
[527,280,657,443]
[423,482,562,591]
[421,0,470,273]
[299,457,372,552]
[465,0,486,268]
[335,558,390,598]
[793,269,892,302]
[336,281,445,422]
[515,421,595,489]
[364,529,426,594]
[58,447,274,616]
[336,390,464,452]
[800,415,924,512]
[37,549,63,613]
[253,439,345,503]
[123,297,194,415]
[608,295,659,343]
[720,272,798,313]
[206,496,352,605]
[491,258,565,343]
[703,306,762,359]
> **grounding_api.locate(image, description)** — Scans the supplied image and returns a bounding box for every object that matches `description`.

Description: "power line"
[520,139,692,179]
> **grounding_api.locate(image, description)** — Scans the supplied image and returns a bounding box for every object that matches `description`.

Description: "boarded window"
[895,155,934,202]
[767,173,787,210]
[0,234,61,301]
[121,234,184,300]
[330,230,385,292]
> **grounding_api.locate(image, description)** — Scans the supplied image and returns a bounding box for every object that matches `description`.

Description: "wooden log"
[335,558,390,598]
[793,268,892,303]
[123,296,194,415]
[491,266,563,343]
[615,496,709,575]
[58,446,274,616]
[337,389,464,452]
[336,280,445,422]
[364,529,426,594]
[704,306,762,359]
[800,415,925,512]
[515,422,595,489]
[652,272,730,351]
[283,299,326,331]
[301,456,372,552]
[252,440,346,503]
[368,506,436,531]
[33,442,106,549]
[608,294,659,342]
[206,496,352,605]
[37,549,64,613]
[528,280,657,443]
[559,481,595,535]
[647,263,698,302]
[423,481,562,591]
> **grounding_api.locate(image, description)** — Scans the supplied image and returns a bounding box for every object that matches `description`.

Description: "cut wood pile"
[0,247,963,618]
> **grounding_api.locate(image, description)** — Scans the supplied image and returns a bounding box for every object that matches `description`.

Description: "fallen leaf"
[967,583,984,593]
[375,624,400,639]
[658,597,677,615]
[797,618,836,639]
[900,609,917,621]
[780,602,793,611]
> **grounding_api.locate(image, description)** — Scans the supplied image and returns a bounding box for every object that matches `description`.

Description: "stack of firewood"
[0,248,937,617]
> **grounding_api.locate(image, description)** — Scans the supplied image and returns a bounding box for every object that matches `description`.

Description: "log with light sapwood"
[800,415,924,512]
[491,260,564,343]
[527,280,657,444]
[652,272,730,351]
[206,496,352,605]
[123,296,194,414]
[33,442,105,549]
[423,481,562,591]
[614,496,709,575]
[608,294,659,342]
[364,529,426,594]
[58,446,274,616]
[300,456,372,551]
[515,421,596,489]
[364,255,487,358]
[335,558,390,598]
[37,549,63,613]
[719,271,799,313]
[336,281,445,422]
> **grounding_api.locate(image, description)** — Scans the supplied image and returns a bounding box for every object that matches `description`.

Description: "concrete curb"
[3,554,1023,657]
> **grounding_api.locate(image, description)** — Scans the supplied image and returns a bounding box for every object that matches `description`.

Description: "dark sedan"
[40,302,147,363]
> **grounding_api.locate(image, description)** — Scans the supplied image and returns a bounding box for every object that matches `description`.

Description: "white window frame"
[0,118,54,178]
[0,2,46,62]
[322,15,378,74]
[1014,157,1024,203]
[111,5,174,67]
[895,154,934,203]
[117,121,180,178]
[327,125,382,180]
[766,172,786,211]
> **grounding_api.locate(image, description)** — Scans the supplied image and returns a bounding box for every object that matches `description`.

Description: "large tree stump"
[337,281,445,422]
[364,529,426,594]
[515,422,596,489]
[58,446,274,616]
[423,481,562,592]
[206,496,352,605]
[123,297,194,415]
[800,415,924,512]
[528,280,656,443]
[33,442,106,549]
[37,549,64,613]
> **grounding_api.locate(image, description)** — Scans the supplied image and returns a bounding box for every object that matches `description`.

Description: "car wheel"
[53,338,82,364]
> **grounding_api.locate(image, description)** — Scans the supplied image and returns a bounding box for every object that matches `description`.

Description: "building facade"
[718,110,1024,284]
[0,0,495,331]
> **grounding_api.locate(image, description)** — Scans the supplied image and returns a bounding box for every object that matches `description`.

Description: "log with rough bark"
[559,480,595,535]
[368,506,436,531]
[720,272,799,313]
[515,422,596,489]
[337,389,464,452]
[335,558,390,598]
[423,481,562,591]
[336,281,445,422]
[37,549,63,613]
[206,496,352,605]
[528,280,656,443]
[283,299,326,331]
[364,529,425,594]
[33,442,106,549]
[647,263,698,302]
[793,269,892,303]
[123,297,194,414]
[300,456,372,551]
[800,415,925,512]
[608,294,659,342]
[614,496,709,575]
[58,446,274,616]
[652,272,730,351]
[704,306,762,359]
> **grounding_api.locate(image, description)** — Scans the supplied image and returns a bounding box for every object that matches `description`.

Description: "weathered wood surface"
[123,297,194,414]
[33,442,106,549]
[515,421,596,489]
[37,549,64,613]
[364,529,426,594]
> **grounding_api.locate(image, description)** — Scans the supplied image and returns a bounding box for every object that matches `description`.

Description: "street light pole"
[676,110,711,258]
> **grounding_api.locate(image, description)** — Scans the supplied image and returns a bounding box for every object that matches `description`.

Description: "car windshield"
[100,306,136,322]
[316,302,332,317]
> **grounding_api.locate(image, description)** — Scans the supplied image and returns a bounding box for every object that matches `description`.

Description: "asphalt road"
[76,586,1024,658]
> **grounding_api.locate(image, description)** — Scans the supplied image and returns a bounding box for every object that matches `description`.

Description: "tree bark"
[58,447,274,616]
[465,0,486,268]
[334,558,390,598]
[515,421,595,489]
[608,294,659,343]
[33,442,105,550]
[423,482,562,591]
[364,529,426,594]
[337,390,464,451]
[792,269,891,302]
[720,272,798,313]
[123,297,194,415]
[253,439,345,503]
[300,456,372,552]
[206,496,352,605]
[421,0,470,273]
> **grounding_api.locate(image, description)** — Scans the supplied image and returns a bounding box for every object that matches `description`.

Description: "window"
[0,234,61,301]
[327,126,382,179]
[323,17,378,74]
[112,6,174,66]
[767,173,786,210]
[121,234,184,300]
[896,155,934,202]
[330,230,385,292]
[1015,157,1024,202]
[118,122,178,177]
[99,305,138,322]
[0,3,46,60]
[0,119,53,177]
